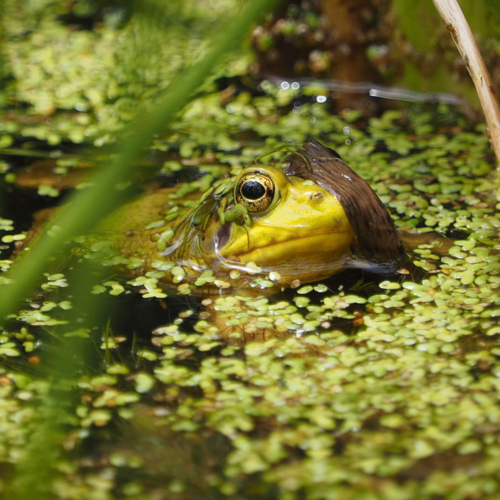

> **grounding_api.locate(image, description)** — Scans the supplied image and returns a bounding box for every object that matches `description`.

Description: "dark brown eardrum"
[284,139,406,266]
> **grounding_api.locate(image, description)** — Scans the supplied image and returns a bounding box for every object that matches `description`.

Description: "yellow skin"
[98,164,355,293]
[200,166,355,286]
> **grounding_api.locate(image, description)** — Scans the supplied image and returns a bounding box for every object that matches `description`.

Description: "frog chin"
[219,231,354,274]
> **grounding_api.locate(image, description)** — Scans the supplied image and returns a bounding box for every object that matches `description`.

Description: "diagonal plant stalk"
[433,0,500,192]
[0,0,282,323]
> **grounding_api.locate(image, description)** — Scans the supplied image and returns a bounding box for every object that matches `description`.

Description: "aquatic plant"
[0,2,499,500]
[0,0,282,323]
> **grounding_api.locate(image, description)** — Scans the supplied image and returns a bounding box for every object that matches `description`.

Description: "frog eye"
[235,172,277,213]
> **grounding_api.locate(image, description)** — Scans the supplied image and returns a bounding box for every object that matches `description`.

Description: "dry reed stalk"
[432,0,500,186]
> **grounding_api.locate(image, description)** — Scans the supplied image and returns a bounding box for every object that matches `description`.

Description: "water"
[1,75,499,499]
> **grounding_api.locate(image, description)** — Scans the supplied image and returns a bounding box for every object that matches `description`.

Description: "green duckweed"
[1,3,500,498]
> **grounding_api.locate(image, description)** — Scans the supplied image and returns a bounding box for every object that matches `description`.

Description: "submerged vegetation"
[0,1,500,499]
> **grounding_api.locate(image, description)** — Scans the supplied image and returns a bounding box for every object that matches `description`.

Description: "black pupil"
[241,180,266,200]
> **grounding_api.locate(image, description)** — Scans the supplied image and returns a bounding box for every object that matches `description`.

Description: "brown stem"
[432,0,500,184]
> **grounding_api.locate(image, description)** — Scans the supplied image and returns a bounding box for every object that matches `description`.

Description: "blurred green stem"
[0,0,281,323]
[4,262,110,500]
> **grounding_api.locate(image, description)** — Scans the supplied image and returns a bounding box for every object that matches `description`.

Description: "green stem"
[0,0,282,323]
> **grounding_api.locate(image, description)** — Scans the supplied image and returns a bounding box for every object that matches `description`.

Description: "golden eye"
[235,172,276,213]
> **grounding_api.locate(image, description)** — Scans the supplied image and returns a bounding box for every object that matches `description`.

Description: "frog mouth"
[219,231,354,267]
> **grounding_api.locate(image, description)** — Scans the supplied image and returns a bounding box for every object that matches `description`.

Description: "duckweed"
[1,4,500,498]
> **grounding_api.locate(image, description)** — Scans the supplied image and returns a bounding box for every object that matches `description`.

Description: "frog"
[96,139,406,295]
[18,139,411,342]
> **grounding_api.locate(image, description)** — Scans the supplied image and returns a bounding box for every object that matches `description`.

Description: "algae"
[0,2,500,500]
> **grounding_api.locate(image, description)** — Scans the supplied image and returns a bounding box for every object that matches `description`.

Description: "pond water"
[1,2,500,499]
[1,82,499,499]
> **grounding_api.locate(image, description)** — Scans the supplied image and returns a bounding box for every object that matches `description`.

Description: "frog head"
[168,140,405,287]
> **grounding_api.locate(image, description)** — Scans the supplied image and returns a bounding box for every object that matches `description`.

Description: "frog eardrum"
[284,139,406,268]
